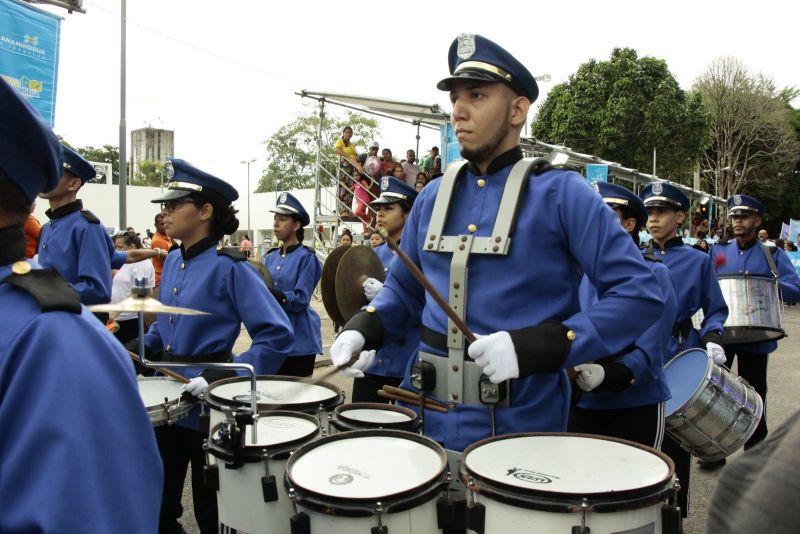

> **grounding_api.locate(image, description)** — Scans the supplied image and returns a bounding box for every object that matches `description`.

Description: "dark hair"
[187,193,239,240]
[341,228,353,236]
[396,199,413,214]
[0,175,31,225]
[286,213,306,243]
[343,125,352,134]
[613,205,641,245]
[115,229,142,249]
[154,212,164,224]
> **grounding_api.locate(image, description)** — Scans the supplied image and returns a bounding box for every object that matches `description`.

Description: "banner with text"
[586,164,609,183]
[0,0,61,126]
[785,251,800,278]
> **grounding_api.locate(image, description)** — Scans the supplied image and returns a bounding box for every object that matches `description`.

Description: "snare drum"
[137,376,194,427]
[664,348,763,461]
[285,430,449,534]
[718,274,785,344]
[460,433,677,534]
[329,402,420,434]
[205,375,344,430]
[205,411,320,534]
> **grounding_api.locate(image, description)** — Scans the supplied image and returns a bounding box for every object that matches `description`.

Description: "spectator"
[111,230,155,344]
[758,229,776,247]
[415,180,425,192]
[23,209,41,258]
[784,240,797,252]
[339,228,353,247]
[380,148,394,176]
[334,126,361,215]
[364,141,382,179]
[419,146,440,173]
[353,170,374,237]
[369,231,384,248]
[401,149,420,187]
[240,234,252,257]
[150,213,172,291]
[692,239,710,253]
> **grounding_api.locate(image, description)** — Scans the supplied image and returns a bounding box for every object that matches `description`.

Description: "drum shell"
[328,402,421,434]
[205,412,320,534]
[460,433,676,534]
[664,349,763,461]
[285,429,448,534]
[137,376,194,427]
[718,274,785,344]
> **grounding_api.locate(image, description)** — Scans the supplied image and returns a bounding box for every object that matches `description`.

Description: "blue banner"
[786,251,800,278]
[440,123,462,169]
[0,0,61,127]
[586,164,608,183]
[789,219,800,243]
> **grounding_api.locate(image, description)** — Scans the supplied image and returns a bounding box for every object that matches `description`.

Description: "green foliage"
[256,106,380,192]
[531,48,713,184]
[132,160,165,187]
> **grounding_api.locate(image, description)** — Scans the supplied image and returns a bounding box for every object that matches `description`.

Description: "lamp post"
[240,158,256,239]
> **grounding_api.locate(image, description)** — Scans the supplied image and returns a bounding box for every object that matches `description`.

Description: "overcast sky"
[36,0,800,197]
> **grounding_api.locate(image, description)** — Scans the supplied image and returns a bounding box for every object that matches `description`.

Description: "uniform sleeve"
[699,253,728,338]
[72,224,113,304]
[775,248,800,303]
[281,252,322,314]
[227,261,294,373]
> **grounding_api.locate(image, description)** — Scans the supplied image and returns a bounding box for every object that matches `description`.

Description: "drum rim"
[206,375,343,412]
[721,326,786,344]
[138,376,196,425]
[284,429,449,516]
[717,273,777,281]
[460,432,676,513]
[664,348,713,416]
[206,411,321,463]
[331,402,420,431]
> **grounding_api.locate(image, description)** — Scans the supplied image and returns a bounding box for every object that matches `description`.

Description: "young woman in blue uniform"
[640,182,729,518]
[264,192,323,378]
[710,195,800,460]
[569,182,676,448]
[0,78,163,532]
[144,159,293,533]
[349,177,419,403]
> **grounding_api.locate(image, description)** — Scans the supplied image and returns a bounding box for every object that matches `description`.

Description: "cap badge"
[651,182,663,195]
[733,194,742,206]
[456,34,476,60]
[279,192,287,203]
[163,160,174,179]
[381,176,390,191]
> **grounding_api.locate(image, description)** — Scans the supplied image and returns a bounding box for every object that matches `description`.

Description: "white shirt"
[111,259,156,321]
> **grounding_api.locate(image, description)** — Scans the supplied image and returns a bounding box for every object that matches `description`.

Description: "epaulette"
[530,159,553,176]
[642,253,662,263]
[2,265,81,313]
[80,209,101,224]
[304,245,316,254]
[265,247,280,256]
[216,246,247,261]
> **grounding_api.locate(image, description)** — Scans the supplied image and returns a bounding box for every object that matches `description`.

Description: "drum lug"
[204,463,219,492]
[571,498,591,533]
[436,491,467,530]
[261,450,278,502]
[661,503,683,534]
[289,511,310,534]
[370,502,388,534]
[466,501,485,534]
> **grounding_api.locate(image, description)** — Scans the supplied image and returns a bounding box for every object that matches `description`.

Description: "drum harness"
[412,157,552,437]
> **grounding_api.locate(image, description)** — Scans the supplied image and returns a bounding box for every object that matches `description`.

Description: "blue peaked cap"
[370,176,418,206]
[640,182,690,212]
[0,77,61,202]
[272,192,310,226]
[437,34,539,102]
[61,145,96,183]
[727,194,764,215]
[592,181,647,228]
[151,158,238,205]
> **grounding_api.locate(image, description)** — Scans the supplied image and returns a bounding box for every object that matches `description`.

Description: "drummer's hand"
[340,350,376,378]
[184,377,209,398]
[574,364,605,392]
[467,331,519,384]
[706,342,727,365]
[362,278,383,301]
[331,330,366,367]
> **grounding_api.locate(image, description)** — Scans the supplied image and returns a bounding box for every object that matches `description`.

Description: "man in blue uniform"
[351,176,420,402]
[37,145,114,304]
[330,34,664,452]
[641,182,728,516]
[0,78,163,532]
[569,182,676,449]
[709,195,800,465]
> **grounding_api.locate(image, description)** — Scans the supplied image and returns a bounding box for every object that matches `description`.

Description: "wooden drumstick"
[126,350,190,384]
[382,385,447,410]
[377,390,447,413]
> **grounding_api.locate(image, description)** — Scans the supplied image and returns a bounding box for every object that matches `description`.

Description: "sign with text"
[586,164,608,183]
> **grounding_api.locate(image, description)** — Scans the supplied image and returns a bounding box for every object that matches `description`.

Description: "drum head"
[138,376,185,407]
[287,430,447,501]
[664,349,711,416]
[462,434,672,498]
[207,376,341,412]
[336,403,416,425]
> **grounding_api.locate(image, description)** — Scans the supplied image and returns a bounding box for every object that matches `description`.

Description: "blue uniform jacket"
[650,237,728,355]
[368,243,421,378]
[144,238,293,429]
[0,259,163,532]
[576,259,676,409]
[38,200,113,304]
[711,239,800,353]
[370,151,664,451]
[264,244,322,357]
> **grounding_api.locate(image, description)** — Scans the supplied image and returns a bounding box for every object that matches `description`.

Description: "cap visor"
[270,207,295,216]
[369,196,401,206]
[151,188,193,203]
[644,200,682,211]
[436,71,502,91]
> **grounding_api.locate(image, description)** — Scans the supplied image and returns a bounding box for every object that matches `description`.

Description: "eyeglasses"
[162,197,195,212]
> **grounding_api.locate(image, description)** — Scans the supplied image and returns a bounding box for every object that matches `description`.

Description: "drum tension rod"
[371,502,387,534]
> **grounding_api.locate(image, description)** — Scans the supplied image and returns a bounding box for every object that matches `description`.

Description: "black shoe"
[698,457,727,470]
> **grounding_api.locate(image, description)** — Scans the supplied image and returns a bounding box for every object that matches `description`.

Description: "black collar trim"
[653,236,684,250]
[45,199,83,220]
[281,243,302,255]
[467,146,523,176]
[0,225,26,265]
[738,237,760,250]
[181,236,219,260]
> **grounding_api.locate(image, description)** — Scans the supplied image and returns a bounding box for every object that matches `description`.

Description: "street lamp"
[240,158,256,239]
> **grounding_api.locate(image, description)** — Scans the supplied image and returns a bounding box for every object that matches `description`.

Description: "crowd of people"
[4,32,800,534]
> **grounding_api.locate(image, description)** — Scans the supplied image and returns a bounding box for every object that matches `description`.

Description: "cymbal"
[321,245,350,328]
[249,260,274,289]
[335,245,386,321]
[88,296,210,316]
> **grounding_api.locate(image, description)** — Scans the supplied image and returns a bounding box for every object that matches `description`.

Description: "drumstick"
[377,390,447,413]
[378,228,477,343]
[126,350,190,384]
[382,385,447,410]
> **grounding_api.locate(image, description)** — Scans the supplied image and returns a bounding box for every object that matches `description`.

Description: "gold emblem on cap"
[12,261,31,275]
[566,330,576,341]
[468,224,477,233]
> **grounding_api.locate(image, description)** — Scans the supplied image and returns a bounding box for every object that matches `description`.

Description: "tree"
[694,58,800,206]
[76,145,121,184]
[132,160,165,187]
[256,106,380,193]
[531,48,713,184]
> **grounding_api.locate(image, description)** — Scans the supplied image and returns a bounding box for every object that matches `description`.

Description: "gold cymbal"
[321,245,350,329]
[88,296,210,316]
[336,245,386,321]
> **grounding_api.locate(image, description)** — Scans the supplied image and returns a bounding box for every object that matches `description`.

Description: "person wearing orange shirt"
[23,211,41,258]
[150,212,172,291]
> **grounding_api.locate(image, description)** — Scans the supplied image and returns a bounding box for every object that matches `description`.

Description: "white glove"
[467,331,519,384]
[362,277,384,301]
[340,350,377,378]
[330,329,375,378]
[706,342,727,365]
[574,364,605,392]
[184,377,209,398]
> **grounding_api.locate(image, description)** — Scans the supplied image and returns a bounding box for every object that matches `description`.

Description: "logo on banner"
[1,74,44,98]
[0,34,46,58]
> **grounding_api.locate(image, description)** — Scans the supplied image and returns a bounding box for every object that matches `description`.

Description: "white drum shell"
[292,500,439,534]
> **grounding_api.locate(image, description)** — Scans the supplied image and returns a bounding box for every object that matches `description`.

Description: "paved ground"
[179,298,800,534]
